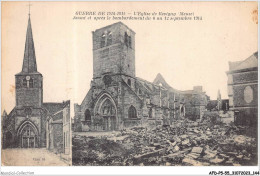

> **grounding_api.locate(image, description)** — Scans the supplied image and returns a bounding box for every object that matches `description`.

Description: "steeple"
[22,15,37,73]
[15,13,43,108]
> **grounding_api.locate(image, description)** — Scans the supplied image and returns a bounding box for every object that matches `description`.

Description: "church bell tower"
[15,15,43,108]
[92,22,136,79]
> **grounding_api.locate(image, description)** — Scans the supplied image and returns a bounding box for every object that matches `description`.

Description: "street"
[2,148,69,166]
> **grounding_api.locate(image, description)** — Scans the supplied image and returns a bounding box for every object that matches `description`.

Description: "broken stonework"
[73,118,258,166]
[191,147,203,154]
[210,157,225,164]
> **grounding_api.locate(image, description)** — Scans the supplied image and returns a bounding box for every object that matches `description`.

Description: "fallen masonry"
[72,119,257,166]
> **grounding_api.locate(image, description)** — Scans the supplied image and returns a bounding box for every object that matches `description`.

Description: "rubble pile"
[72,119,257,166]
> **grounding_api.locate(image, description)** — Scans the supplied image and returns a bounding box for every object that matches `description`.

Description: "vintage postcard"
[1,1,72,166]
[1,0,258,171]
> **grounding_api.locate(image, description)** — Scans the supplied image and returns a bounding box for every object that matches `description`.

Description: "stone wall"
[52,123,63,153]
[234,108,257,127]
[232,84,257,107]
[63,101,71,155]
[121,81,143,119]
[227,63,258,127]
[93,22,135,78]
[15,74,43,108]
[233,71,257,83]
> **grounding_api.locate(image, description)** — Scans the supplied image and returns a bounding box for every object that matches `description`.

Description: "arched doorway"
[21,124,36,148]
[100,99,116,131]
[85,109,91,121]
[94,93,117,131]
[17,121,38,148]
[128,105,137,119]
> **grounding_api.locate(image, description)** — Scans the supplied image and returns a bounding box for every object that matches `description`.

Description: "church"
[2,14,71,155]
[74,22,208,132]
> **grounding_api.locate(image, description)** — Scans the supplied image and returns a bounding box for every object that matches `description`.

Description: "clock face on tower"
[26,76,30,80]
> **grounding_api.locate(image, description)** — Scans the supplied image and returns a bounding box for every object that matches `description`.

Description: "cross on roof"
[27,2,32,16]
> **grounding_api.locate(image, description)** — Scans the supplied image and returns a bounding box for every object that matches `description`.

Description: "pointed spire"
[22,15,37,73]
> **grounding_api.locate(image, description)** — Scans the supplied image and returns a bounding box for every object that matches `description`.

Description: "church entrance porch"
[17,121,39,148]
[92,92,118,131]
[21,124,36,148]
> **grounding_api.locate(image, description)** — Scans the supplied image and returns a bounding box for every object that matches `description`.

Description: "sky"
[1,1,258,115]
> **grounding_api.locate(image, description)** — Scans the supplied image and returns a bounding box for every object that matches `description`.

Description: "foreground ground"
[72,119,257,166]
[2,148,69,166]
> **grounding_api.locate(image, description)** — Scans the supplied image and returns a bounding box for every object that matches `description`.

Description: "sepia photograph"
[1,2,72,166]
[1,0,258,174]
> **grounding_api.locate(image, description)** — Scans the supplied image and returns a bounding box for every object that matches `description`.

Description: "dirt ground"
[1,148,69,166]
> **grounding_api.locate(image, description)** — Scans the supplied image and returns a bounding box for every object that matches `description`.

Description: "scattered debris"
[72,118,257,166]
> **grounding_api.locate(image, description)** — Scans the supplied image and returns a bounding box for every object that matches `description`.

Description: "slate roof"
[16,16,40,75]
[229,52,258,71]
[43,101,69,115]
[136,73,181,94]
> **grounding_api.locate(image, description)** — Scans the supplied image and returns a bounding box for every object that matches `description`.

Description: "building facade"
[74,22,208,132]
[45,101,71,154]
[226,52,258,126]
[181,86,208,120]
[2,15,71,156]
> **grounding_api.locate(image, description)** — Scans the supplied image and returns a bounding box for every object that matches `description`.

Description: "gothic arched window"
[101,31,112,48]
[85,109,91,121]
[128,105,137,119]
[128,35,132,48]
[124,32,128,46]
[107,32,112,46]
[101,99,116,116]
[124,32,132,48]
[101,34,106,48]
